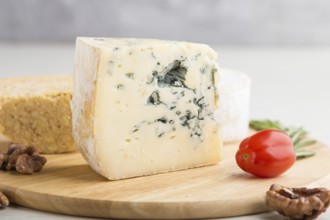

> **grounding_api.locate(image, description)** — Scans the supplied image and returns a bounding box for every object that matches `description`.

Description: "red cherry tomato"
[235,129,296,178]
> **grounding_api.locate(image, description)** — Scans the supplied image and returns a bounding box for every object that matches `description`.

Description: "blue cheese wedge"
[72,38,221,180]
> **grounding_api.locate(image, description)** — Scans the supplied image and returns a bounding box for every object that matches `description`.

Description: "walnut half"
[0,191,9,208]
[266,184,330,220]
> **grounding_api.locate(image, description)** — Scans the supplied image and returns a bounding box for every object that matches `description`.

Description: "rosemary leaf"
[295,150,316,159]
[293,135,304,146]
[294,140,317,150]
[288,127,303,139]
[249,120,283,131]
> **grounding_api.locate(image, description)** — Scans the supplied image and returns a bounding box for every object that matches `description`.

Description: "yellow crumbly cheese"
[0,75,75,154]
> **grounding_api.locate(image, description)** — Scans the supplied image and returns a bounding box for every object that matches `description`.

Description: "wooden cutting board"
[0,138,330,219]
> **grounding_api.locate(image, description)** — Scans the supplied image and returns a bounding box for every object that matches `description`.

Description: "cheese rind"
[72,38,222,180]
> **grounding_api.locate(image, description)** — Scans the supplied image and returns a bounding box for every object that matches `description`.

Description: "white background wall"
[0,0,329,143]
[1,0,330,45]
[1,2,330,219]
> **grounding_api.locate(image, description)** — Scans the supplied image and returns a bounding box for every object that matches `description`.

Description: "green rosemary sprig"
[249,119,316,159]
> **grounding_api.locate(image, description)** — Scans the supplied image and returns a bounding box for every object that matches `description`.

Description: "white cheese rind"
[72,38,221,180]
[72,39,100,174]
[215,69,251,143]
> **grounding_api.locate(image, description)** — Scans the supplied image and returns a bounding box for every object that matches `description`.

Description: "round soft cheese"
[215,69,251,143]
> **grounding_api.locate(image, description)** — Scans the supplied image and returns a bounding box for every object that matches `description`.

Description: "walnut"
[0,191,9,208]
[266,184,330,220]
[0,143,47,175]
[0,153,8,169]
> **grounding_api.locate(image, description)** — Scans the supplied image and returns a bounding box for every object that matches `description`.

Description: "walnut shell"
[0,143,47,174]
[266,184,330,220]
[0,191,9,208]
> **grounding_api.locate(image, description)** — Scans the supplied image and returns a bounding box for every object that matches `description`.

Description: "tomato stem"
[243,153,249,160]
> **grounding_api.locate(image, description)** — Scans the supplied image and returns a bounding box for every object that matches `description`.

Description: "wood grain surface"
[0,139,329,219]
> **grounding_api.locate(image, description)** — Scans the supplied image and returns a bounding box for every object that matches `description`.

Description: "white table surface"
[0,43,329,220]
